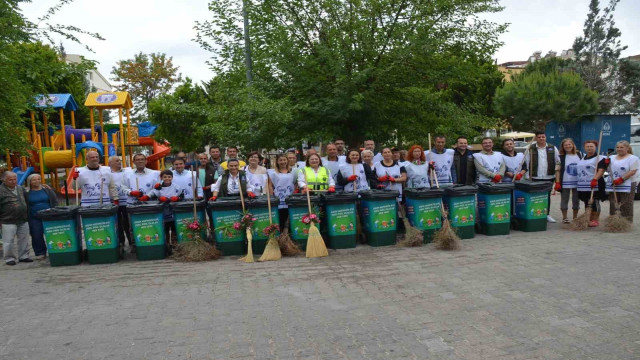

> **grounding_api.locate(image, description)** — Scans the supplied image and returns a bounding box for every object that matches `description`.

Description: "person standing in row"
[337,149,375,192]
[334,138,347,157]
[361,150,374,169]
[363,139,383,164]
[501,139,526,183]
[555,139,581,223]
[220,146,246,170]
[298,153,336,193]
[197,152,218,200]
[108,156,136,252]
[210,159,255,200]
[372,148,407,202]
[208,146,223,177]
[0,171,31,265]
[322,143,345,191]
[576,140,607,227]
[425,135,455,186]
[25,174,57,260]
[524,131,560,223]
[71,151,118,207]
[268,154,296,229]
[606,140,639,223]
[171,158,203,200]
[473,138,505,183]
[244,151,268,196]
[404,145,430,189]
[452,136,476,185]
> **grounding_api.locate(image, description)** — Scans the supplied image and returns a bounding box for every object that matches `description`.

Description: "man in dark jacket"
[0,171,32,265]
[452,136,476,185]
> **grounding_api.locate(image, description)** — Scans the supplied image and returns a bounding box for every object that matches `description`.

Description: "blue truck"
[546,113,640,198]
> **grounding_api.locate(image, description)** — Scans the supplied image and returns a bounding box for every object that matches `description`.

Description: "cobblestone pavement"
[1,198,639,360]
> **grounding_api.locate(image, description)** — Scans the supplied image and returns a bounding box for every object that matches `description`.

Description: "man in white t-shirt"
[524,131,561,223]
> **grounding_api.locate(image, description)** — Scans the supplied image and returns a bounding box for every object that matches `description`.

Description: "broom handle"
[305,172,313,214]
[75,168,79,205]
[431,168,449,220]
[352,163,357,194]
[99,172,104,205]
[192,169,197,219]
[238,173,246,212]
[589,130,604,204]
[266,176,273,224]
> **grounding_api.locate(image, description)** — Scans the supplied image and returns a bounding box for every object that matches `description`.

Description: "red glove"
[347,175,357,182]
[71,170,80,180]
[154,183,162,190]
[327,186,336,193]
[247,191,256,199]
[197,196,203,200]
[169,196,180,202]
[113,200,119,206]
[377,176,388,182]
[388,177,396,183]
[604,158,610,165]
[492,175,502,183]
[515,173,523,181]
[203,185,210,191]
[158,196,168,202]
[139,195,150,202]
[293,188,300,194]
[590,179,598,188]
[554,182,561,191]
[377,184,386,189]
[429,161,435,169]
[129,190,143,197]
[209,196,217,201]
[613,177,624,186]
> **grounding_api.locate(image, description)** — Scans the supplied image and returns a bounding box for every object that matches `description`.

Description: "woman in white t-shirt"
[404,145,431,189]
[372,147,407,202]
[554,138,582,223]
[606,141,639,223]
[244,151,268,196]
[268,154,296,230]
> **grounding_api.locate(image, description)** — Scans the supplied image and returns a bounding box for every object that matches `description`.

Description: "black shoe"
[6,260,16,266]
[20,258,34,263]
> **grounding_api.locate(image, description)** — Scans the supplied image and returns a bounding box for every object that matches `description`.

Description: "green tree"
[494,71,599,131]
[111,52,183,121]
[572,0,640,112]
[194,0,507,148]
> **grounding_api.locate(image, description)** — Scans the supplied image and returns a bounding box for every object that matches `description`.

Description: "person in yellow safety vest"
[297,153,336,193]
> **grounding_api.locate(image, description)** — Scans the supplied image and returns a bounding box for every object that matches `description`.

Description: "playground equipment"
[5,92,170,198]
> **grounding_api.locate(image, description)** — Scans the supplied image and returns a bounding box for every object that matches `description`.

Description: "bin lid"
[285,193,321,206]
[126,201,165,214]
[321,192,359,204]
[444,185,478,196]
[477,183,514,194]
[514,180,553,193]
[171,199,206,210]
[404,188,445,199]
[359,189,400,200]
[77,204,118,217]
[246,195,280,208]
[36,206,79,220]
[208,197,244,210]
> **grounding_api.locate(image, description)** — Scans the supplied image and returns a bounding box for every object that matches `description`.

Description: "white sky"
[21,0,640,86]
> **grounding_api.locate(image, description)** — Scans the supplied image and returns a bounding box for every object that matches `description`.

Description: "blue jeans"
[28,218,47,256]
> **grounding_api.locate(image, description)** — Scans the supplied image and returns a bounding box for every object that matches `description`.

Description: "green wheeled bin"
[172,200,208,243]
[247,196,280,254]
[404,188,445,243]
[38,206,81,266]
[208,197,246,256]
[444,185,478,239]
[127,202,166,260]
[513,181,553,232]
[360,190,399,246]
[476,183,514,236]
[285,194,322,251]
[321,192,359,249]
[78,204,120,264]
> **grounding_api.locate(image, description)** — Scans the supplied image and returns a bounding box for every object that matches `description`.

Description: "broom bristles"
[433,218,461,251]
[277,227,303,256]
[305,223,328,258]
[570,208,591,231]
[172,240,221,262]
[258,233,282,261]
[239,228,255,263]
[604,213,632,233]
[396,218,423,247]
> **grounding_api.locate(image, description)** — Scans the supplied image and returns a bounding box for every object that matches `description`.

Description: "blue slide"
[13,167,35,186]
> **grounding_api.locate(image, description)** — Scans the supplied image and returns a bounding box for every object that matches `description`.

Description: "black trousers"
[117,205,132,246]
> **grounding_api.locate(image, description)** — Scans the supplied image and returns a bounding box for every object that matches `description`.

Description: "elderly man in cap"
[0,171,32,265]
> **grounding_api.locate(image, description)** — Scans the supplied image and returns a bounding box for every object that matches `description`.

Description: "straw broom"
[571,130,603,231]
[604,168,632,233]
[431,169,461,251]
[259,177,282,261]
[304,175,328,258]
[238,179,254,263]
[277,218,303,256]
[395,205,423,247]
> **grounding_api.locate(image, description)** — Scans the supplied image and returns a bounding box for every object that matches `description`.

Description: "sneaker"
[20,258,34,263]
[6,260,16,266]
[589,220,599,227]
[547,215,557,223]
[35,255,47,260]
[562,218,570,224]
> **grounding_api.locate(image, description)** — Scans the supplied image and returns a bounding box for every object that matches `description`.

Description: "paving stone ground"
[1,197,639,359]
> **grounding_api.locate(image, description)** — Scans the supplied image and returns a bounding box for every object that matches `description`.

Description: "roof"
[34,94,79,111]
[84,91,133,109]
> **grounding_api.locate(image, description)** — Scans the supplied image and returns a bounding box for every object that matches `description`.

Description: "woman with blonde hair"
[555,138,582,223]
[25,174,58,259]
[606,140,639,222]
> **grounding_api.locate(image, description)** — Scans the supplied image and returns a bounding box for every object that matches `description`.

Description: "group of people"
[1,133,638,265]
